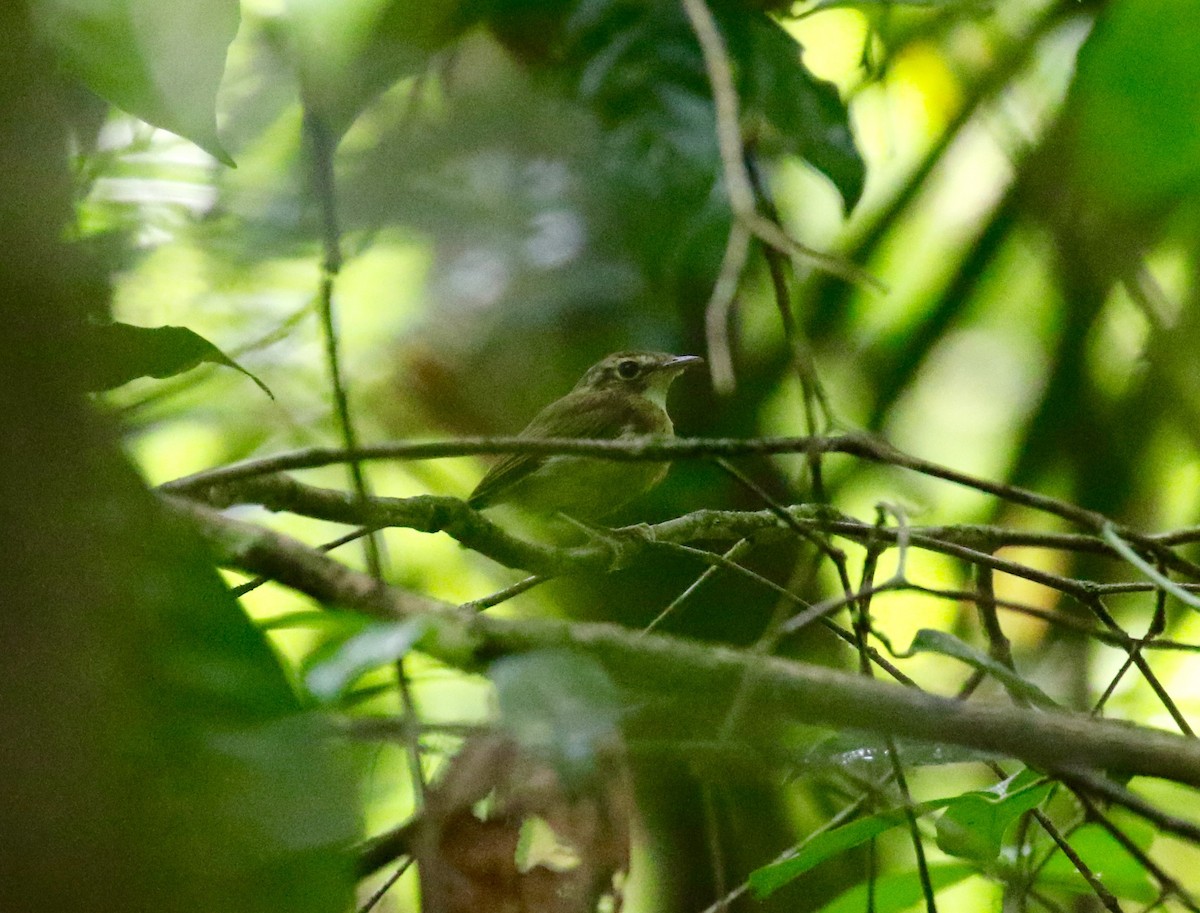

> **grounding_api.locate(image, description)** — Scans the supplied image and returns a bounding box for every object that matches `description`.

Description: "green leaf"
[5,411,358,911]
[1066,0,1200,213]
[490,649,624,783]
[804,732,1004,772]
[305,618,429,701]
[750,796,959,898]
[899,629,1059,708]
[1037,822,1156,902]
[512,1,864,209]
[805,0,993,11]
[815,862,978,913]
[78,322,274,398]
[935,768,1053,862]
[736,14,865,210]
[283,0,476,136]
[32,0,238,164]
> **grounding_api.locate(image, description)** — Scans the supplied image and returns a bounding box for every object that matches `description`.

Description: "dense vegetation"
[5,1,1200,911]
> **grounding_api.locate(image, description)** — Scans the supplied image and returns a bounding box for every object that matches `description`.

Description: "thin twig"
[678,0,882,391]
[1035,809,1123,913]
[1073,788,1200,913]
[700,784,730,913]
[643,539,752,634]
[232,524,381,597]
[357,859,413,913]
[704,220,752,393]
[746,148,835,498]
[680,0,884,288]
[1056,768,1200,845]
[460,574,548,612]
[304,105,423,810]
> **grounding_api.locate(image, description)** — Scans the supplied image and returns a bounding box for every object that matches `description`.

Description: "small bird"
[468,351,703,521]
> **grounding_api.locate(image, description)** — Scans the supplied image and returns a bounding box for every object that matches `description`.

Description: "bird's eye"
[617,359,640,379]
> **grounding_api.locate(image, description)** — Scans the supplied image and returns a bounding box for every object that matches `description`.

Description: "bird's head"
[573,351,703,407]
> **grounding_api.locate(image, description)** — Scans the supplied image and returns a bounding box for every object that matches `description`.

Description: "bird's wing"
[467,391,624,509]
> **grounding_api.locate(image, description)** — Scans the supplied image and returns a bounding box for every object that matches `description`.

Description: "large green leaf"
[77,322,274,397]
[935,768,1053,862]
[815,862,978,913]
[1,24,357,904]
[804,732,1005,773]
[32,0,239,163]
[736,12,865,210]
[750,796,958,898]
[282,0,477,136]
[3,376,358,913]
[501,0,865,211]
[1036,822,1156,902]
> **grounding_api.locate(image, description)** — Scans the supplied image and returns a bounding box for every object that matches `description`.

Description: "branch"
[678,0,882,392]
[163,433,1200,582]
[181,473,1200,612]
[173,499,1200,790]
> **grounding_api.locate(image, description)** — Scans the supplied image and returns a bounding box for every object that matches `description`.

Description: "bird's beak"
[666,355,704,371]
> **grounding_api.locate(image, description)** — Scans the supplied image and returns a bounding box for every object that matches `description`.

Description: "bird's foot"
[556,515,657,571]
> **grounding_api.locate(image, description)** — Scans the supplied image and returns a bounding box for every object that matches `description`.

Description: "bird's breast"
[616,398,673,437]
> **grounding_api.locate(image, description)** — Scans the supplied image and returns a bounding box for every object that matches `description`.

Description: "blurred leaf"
[1066,0,1200,214]
[804,0,993,11]
[4,404,358,912]
[1036,822,1156,902]
[32,0,238,163]
[510,1,864,209]
[490,649,624,782]
[258,610,366,632]
[305,618,429,701]
[282,0,476,135]
[750,796,958,898]
[935,767,1053,862]
[816,862,977,913]
[4,16,360,905]
[560,0,720,173]
[898,628,1060,708]
[78,322,274,398]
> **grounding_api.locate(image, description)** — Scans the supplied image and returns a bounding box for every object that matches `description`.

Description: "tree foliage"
[7,0,1200,912]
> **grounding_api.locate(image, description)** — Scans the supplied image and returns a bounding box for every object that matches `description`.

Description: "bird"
[468,351,703,521]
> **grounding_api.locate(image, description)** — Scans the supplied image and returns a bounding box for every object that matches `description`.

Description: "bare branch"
[158,432,1198,581]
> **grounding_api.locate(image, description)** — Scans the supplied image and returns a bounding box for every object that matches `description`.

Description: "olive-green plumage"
[468,351,702,520]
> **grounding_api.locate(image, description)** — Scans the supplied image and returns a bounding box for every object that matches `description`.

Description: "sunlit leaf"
[79,322,274,398]
[1036,822,1156,902]
[815,862,978,913]
[737,13,865,209]
[32,0,238,164]
[935,767,1053,862]
[750,796,958,897]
